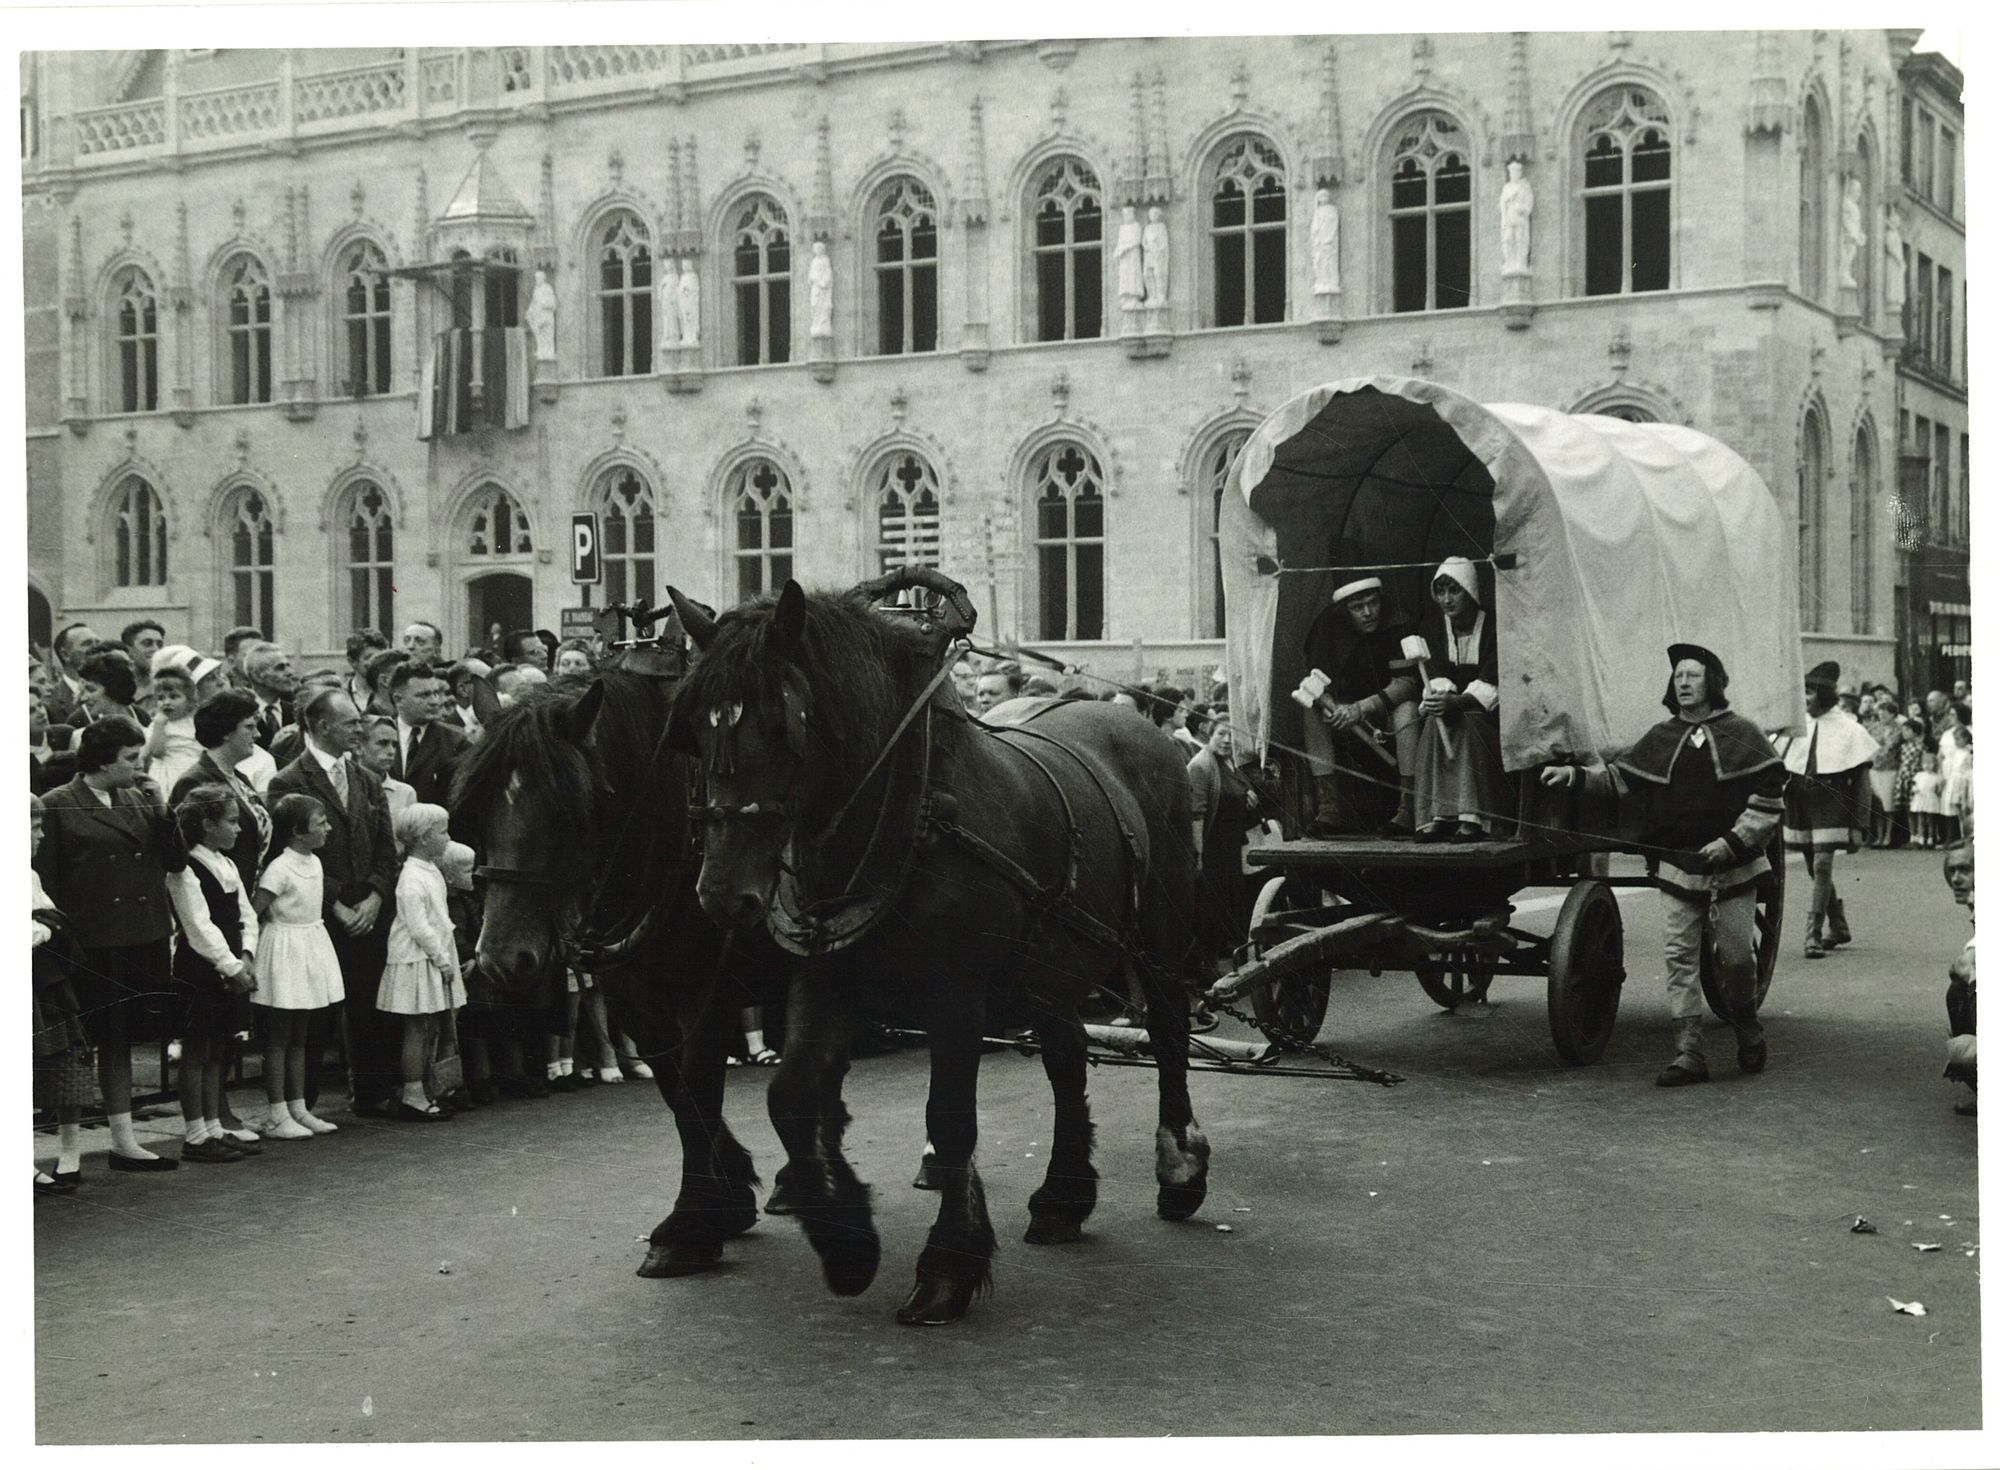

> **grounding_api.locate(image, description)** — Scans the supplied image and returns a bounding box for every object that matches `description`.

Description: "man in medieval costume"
[1543,644,1788,1086]
[1780,660,1879,959]
[1299,573,1420,836]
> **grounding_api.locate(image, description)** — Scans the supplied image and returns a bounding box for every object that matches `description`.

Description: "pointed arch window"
[596,213,654,377]
[1798,95,1827,300]
[599,465,658,607]
[1030,442,1105,641]
[731,459,794,602]
[343,481,395,636]
[731,196,792,366]
[1388,113,1472,313]
[1210,135,1288,326]
[1579,87,1672,296]
[1032,158,1104,342]
[341,241,392,397]
[1199,430,1249,639]
[110,475,168,589]
[220,253,273,404]
[873,177,938,355]
[1852,141,1875,324]
[112,267,160,413]
[227,489,277,639]
[1850,425,1877,635]
[873,452,942,572]
[466,485,533,558]
[1797,406,1828,632]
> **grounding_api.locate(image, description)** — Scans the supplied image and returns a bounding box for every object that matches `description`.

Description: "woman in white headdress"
[1410,556,1512,841]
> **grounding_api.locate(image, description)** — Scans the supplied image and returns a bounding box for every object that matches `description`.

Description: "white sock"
[745,1031,767,1054]
[269,1101,294,1129]
[184,1117,210,1144]
[402,1082,430,1109]
[288,1099,317,1122]
[547,1062,564,1081]
[107,1112,157,1159]
[203,1117,226,1141]
[57,1123,82,1173]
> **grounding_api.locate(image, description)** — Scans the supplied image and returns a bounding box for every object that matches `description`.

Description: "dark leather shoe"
[107,1152,179,1172]
[389,1100,450,1122]
[1378,822,1415,839]
[1654,1058,1710,1087]
[50,1166,81,1190]
[180,1138,244,1163]
[1736,1032,1768,1074]
[1414,824,1451,844]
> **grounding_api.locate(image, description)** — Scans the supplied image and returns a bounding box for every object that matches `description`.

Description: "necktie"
[259,704,280,743]
[330,757,349,804]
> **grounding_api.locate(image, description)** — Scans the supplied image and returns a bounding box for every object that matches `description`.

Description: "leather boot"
[1803,910,1826,960]
[1305,774,1344,838]
[1733,1013,1767,1073]
[1655,1020,1710,1087]
[1825,897,1852,949]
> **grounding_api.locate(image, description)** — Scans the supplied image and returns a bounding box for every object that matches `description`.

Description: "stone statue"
[528,268,558,364]
[808,239,834,339]
[676,258,700,347]
[1499,160,1534,276]
[1115,205,1144,310]
[1884,204,1907,314]
[1310,188,1340,295]
[1141,205,1169,307]
[1839,176,1865,289]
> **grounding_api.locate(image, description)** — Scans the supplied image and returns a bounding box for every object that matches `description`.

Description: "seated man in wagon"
[1409,556,1513,841]
[1298,571,1420,836]
[1541,643,1788,1086]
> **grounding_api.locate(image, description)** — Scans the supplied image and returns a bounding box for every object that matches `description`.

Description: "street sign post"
[570,512,601,585]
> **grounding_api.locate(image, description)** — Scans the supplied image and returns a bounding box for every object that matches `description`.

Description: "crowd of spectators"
[30,617,650,1193]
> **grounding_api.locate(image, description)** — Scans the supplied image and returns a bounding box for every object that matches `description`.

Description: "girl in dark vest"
[165,785,262,1162]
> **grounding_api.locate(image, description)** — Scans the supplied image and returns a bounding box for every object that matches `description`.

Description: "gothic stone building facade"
[20,34,1935,692]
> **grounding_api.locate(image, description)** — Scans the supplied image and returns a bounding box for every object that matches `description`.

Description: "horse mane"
[673,587,936,781]
[451,668,674,880]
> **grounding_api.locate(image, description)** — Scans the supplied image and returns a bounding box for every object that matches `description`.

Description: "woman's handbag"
[426,969,465,1097]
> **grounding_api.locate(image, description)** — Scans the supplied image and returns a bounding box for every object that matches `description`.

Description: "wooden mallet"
[1401,634,1457,760]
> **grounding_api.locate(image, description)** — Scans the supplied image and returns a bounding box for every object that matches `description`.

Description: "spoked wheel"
[1415,958,1495,1012]
[1244,874,1334,1047]
[1701,838,1786,1019]
[1546,879,1626,1065]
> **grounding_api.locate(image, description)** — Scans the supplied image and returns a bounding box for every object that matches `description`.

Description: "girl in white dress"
[251,794,347,1140]
[1912,749,1944,847]
[378,804,465,1121]
[1940,724,1973,844]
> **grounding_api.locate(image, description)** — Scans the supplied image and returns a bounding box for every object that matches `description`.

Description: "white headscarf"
[1432,556,1481,605]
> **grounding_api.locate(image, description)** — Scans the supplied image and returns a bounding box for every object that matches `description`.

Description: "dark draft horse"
[664,578,1212,1326]
[452,663,779,1278]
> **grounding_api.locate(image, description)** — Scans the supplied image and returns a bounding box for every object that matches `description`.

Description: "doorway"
[28,586,52,654]
[467,572,534,655]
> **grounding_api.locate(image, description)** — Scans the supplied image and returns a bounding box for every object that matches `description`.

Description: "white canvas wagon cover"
[1220,376,1807,771]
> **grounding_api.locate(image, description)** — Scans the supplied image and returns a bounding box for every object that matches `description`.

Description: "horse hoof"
[896,1275,978,1326]
[911,1158,944,1191]
[1156,1178,1208,1222]
[636,1242,722,1278]
[1023,1216,1083,1246]
[763,1181,801,1216]
[820,1234,882,1297]
[721,1205,760,1238]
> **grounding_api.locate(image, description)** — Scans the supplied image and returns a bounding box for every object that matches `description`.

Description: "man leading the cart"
[1542,644,1789,1086]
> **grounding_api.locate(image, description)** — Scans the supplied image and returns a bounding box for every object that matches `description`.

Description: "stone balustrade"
[51,44,911,169]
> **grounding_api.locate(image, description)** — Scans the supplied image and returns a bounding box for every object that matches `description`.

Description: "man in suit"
[268,689,400,1116]
[30,691,77,796]
[388,661,467,809]
[400,620,445,666]
[44,622,102,727]
[242,645,300,751]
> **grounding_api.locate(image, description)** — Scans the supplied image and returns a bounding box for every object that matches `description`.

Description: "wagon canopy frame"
[1220,375,1808,772]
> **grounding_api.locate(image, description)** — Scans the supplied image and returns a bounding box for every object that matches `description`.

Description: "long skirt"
[1411,708,1512,834]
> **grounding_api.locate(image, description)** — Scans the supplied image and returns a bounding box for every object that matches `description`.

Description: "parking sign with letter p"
[571,512,601,585]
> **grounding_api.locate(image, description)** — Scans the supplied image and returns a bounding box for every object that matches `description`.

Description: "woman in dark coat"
[169,689,272,889]
[34,717,186,1172]
[32,793,95,1192]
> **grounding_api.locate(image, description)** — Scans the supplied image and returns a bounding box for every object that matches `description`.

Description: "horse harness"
[738,656,1150,964]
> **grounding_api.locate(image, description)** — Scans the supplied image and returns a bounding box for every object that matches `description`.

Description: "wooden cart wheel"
[1244,875,1334,1047]
[1700,839,1787,1020]
[1546,879,1626,1066]
[1414,959,1495,1012]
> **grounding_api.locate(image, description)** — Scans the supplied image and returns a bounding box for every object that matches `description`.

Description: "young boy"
[143,666,204,795]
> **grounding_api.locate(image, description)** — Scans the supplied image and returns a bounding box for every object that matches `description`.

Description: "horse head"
[455,666,686,992]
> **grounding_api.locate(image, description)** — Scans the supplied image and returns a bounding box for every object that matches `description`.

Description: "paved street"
[34,845,1980,1444]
